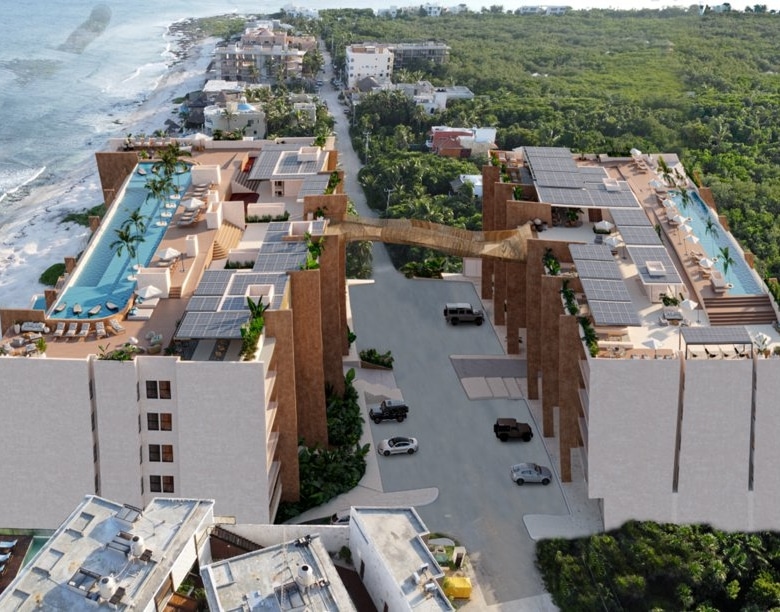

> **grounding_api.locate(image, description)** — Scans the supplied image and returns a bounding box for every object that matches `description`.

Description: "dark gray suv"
[443,302,484,326]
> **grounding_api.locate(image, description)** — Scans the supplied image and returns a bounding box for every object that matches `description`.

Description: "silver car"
[510,462,552,485]
[377,436,418,456]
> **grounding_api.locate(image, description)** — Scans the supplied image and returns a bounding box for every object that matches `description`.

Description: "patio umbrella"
[630,148,642,157]
[643,337,665,358]
[685,234,700,246]
[135,285,162,300]
[649,179,666,189]
[660,198,676,208]
[672,214,688,225]
[605,236,621,249]
[182,197,204,211]
[595,220,614,232]
[157,247,181,261]
[681,298,698,312]
[699,257,714,269]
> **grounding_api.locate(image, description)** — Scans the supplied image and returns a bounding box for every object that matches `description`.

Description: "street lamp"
[364,130,370,163]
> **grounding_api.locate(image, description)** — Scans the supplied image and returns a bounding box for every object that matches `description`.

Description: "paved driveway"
[349,274,569,604]
[322,53,568,604]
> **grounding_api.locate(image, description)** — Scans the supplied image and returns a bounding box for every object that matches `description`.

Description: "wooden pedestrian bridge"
[325,216,533,262]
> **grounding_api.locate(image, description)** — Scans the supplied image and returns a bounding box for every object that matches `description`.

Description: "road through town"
[317,58,569,605]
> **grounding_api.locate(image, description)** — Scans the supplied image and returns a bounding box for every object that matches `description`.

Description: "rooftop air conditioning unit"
[99,575,117,600]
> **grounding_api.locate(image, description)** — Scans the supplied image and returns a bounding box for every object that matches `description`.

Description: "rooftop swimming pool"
[48,163,191,318]
[670,190,763,296]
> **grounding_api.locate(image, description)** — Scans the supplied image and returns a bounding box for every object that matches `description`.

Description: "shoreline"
[0,29,217,309]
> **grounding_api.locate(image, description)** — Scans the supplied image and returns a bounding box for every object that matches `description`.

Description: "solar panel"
[619,226,661,246]
[681,326,753,345]
[177,311,250,339]
[186,296,221,312]
[575,259,624,280]
[259,242,308,254]
[298,175,330,198]
[194,270,234,296]
[532,170,583,189]
[523,146,574,158]
[252,252,308,273]
[570,244,615,261]
[220,296,252,311]
[588,300,642,326]
[627,245,682,284]
[537,186,591,207]
[610,208,653,227]
[588,188,641,209]
[581,279,632,302]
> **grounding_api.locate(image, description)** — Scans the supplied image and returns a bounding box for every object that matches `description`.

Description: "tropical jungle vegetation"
[307,7,780,280]
[537,520,780,610]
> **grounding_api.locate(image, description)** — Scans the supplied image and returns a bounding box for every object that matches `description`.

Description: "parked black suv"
[443,302,484,326]
[369,399,409,424]
[493,418,533,442]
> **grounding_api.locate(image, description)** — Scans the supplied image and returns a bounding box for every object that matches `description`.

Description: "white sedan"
[377,436,418,456]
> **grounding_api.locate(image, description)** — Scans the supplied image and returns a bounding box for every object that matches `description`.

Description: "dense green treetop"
[314,9,780,277]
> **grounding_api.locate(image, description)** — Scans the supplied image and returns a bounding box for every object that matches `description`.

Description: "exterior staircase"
[212,220,244,261]
[703,294,777,326]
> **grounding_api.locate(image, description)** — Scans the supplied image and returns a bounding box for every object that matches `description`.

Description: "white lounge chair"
[95,321,107,339]
[77,323,90,340]
[53,322,66,339]
[0,552,10,563]
[65,322,78,339]
[108,318,125,335]
[0,539,17,551]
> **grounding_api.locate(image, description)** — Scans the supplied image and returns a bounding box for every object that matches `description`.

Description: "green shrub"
[246,211,290,223]
[39,263,66,286]
[359,348,394,368]
[62,204,106,227]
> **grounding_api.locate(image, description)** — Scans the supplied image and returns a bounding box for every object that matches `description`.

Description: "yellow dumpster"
[442,576,472,600]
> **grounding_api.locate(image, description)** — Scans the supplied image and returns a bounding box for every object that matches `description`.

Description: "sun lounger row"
[109,318,125,335]
[0,539,17,551]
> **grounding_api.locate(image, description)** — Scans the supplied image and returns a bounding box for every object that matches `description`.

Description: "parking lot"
[349,258,569,605]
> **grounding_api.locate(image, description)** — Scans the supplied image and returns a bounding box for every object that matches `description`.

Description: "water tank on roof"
[99,575,117,600]
[131,535,145,557]
[296,564,316,589]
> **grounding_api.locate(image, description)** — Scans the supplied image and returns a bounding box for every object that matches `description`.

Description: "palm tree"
[121,210,148,269]
[111,227,144,269]
[222,106,237,131]
[705,217,719,239]
[719,246,735,278]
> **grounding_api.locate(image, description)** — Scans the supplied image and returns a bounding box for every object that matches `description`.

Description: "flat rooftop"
[201,534,356,612]
[353,507,452,611]
[0,496,214,611]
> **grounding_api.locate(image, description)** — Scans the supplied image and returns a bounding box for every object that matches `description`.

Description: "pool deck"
[1,148,305,361]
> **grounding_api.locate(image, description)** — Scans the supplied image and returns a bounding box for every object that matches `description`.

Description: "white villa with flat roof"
[0,496,214,610]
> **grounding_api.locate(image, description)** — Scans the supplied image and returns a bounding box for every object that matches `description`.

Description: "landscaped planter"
[360,360,392,370]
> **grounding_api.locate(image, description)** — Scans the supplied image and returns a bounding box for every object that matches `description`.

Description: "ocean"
[0,0,767,308]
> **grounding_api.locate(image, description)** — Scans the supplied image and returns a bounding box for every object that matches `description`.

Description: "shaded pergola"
[680,326,753,359]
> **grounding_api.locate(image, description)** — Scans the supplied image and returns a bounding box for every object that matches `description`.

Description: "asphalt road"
[321,54,568,604]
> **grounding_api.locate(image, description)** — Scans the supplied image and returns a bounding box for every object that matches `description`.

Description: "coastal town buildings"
[345,43,394,89]
[0,495,454,610]
[213,21,316,84]
[203,96,266,138]
[0,135,348,530]
[479,146,780,531]
[0,495,214,610]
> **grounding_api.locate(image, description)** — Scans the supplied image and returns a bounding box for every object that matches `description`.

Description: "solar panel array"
[581,278,632,302]
[572,246,642,326]
[610,208,653,227]
[177,311,251,339]
[627,245,683,285]
[194,270,234,296]
[569,244,615,261]
[533,170,583,189]
[187,296,221,311]
[681,325,752,346]
[253,252,308,273]
[523,146,574,158]
[619,226,661,246]
[298,174,331,198]
[536,185,640,209]
[574,259,624,280]
[588,300,642,326]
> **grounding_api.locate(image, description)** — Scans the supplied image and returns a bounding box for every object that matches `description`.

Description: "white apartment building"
[484,146,780,533]
[0,495,214,610]
[0,136,341,531]
[345,44,394,89]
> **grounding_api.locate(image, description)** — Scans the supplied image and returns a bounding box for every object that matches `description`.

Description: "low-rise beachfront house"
[213,21,314,84]
[479,146,780,531]
[0,135,350,530]
[203,96,267,138]
[0,495,214,610]
[427,126,497,157]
